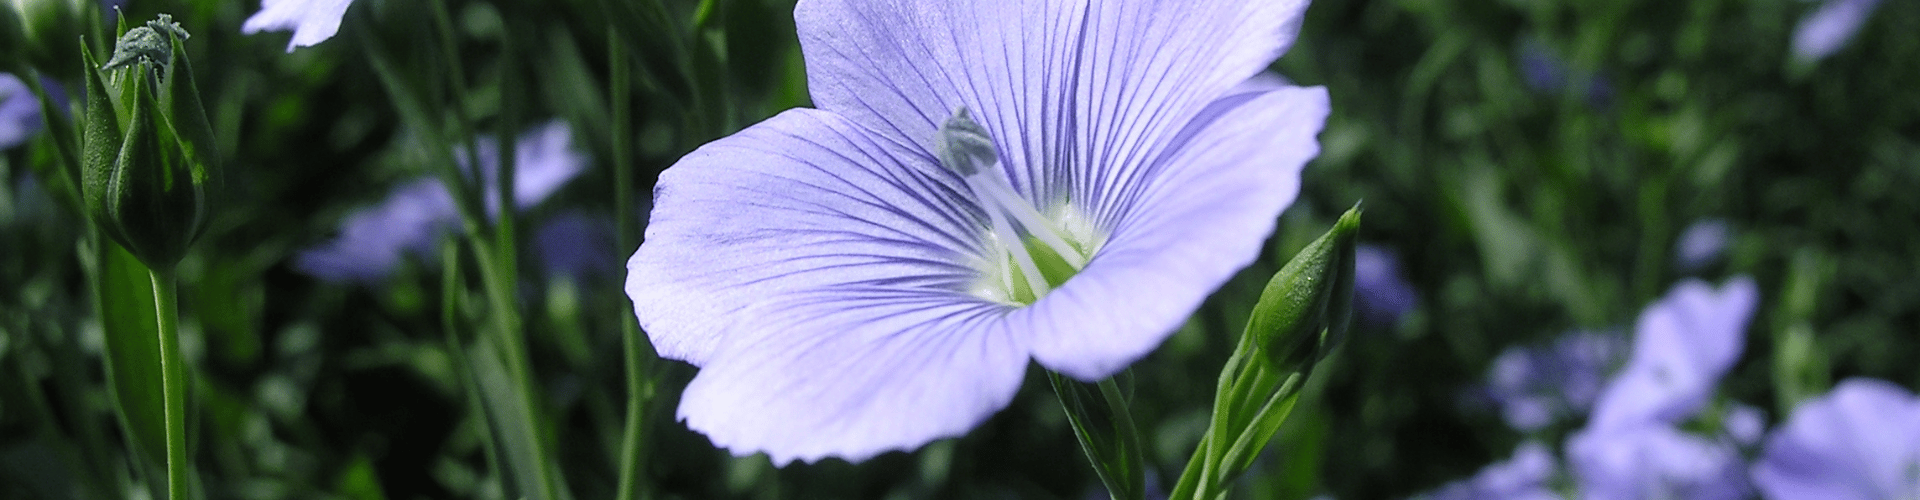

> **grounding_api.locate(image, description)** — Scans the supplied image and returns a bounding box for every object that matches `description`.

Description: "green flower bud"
[1246,205,1360,370]
[80,15,218,270]
[10,0,85,79]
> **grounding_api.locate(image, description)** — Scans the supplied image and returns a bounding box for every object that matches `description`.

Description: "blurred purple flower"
[1566,424,1750,500]
[296,121,584,282]
[242,0,356,52]
[1674,219,1730,271]
[1723,403,1766,447]
[1482,331,1628,432]
[1419,441,1562,500]
[1354,244,1417,327]
[1751,378,1920,500]
[1,74,44,150]
[1515,39,1612,107]
[533,210,619,281]
[626,0,1329,464]
[1586,277,1758,431]
[1792,0,1883,63]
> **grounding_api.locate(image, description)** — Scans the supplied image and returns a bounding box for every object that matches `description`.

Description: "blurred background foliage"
[0,0,1914,498]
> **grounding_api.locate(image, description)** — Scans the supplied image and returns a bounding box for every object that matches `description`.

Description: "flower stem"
[609,28,655,500]
[148,266,189,500]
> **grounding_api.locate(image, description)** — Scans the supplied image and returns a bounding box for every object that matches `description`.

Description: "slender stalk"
[1097,379,1146,500]
[148,266,189,500]
[442,241,509,496]
[609,27,653,500]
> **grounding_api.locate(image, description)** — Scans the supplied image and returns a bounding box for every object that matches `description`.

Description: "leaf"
[95,240,167,467]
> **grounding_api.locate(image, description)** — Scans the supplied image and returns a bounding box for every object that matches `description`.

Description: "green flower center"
[936,107,1106,306]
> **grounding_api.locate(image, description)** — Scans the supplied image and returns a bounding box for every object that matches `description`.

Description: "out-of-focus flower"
[1674,219,1729,272]
[1722,403,1766,447]
[1481,330,1628,432]
[1418,441,1561,500]
[1515,38,1612,107]
[242,0,356,52]
[296,121,584,282]
[1566,424,1750,500]
[1353,244,1417,327]
[1586,277,1758,431]
[1751,378,1920,500]
[294,180,454,282]
[1792,0,1883,63]
[533,210,619,281]
[0,73,42,150]
[626,0,1329,464]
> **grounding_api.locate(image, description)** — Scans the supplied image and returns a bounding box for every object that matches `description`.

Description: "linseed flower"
[0,73,42,150]
[1751,378,1920,500]
[297,121,583,282]
[242,0,355,52]
[626,0,1329,464]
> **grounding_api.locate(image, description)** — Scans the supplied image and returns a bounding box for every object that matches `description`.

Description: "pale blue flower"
[533,210,619,281]
[1417,441,1561,500]
[1792,0,1883,63]
[1585,277,1758,431]
[297,121,584,282]
[626,0,1330,464]
[1751,378,1920,500]
[1566,424,1750,500]
[1354,244,1417,327]
[242,0,356,52]
[1675,219,1730,272]
[1723,403,1766,447]
[0,74,43,150]
[1481,330,1627,432]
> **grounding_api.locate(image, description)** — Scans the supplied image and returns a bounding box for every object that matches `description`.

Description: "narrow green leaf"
[96,240,167,467]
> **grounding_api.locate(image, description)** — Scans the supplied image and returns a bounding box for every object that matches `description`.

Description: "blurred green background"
[1,0,1915,498]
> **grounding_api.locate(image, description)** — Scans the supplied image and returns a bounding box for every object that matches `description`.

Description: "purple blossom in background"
[1515,38,1612,107]
[1586,277,1758,431]
[1481,330,1627,432]
[534,211,619,281]
[1792,0,1884,63]
[0,74,43,150]
[297,121,584,282]
[1752,378,1920,500]
[626,0,1329,464]
[1723,403,1766,447]
[242,0,357,52]
[1353,244,1417,327]
[295,180,455,282]
[1418,441,1562,500]
[1566,424,1751,500]
[1674,219,1730,272]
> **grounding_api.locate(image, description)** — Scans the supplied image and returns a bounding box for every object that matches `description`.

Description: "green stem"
[609,28,653,500]
[442,241,508,496]
[149,267,188,500]
[1096,379,1147,500]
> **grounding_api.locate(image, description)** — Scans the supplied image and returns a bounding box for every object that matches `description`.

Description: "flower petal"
[1751,378,1920,500]
[1587,277,1757,430]
[676,288,1026,464]
[242,0,356,52]
[294,180,455,282]
[627,108,987,364]
[796,0,1310,210]
[1025,85,1330,380]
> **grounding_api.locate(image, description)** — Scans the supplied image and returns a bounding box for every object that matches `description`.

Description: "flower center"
[937,108,1104,306]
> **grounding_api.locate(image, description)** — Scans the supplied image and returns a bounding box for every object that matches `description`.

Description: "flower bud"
[10,0,86,80]
[1246,205,1360,370]
[80,15,218,270]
